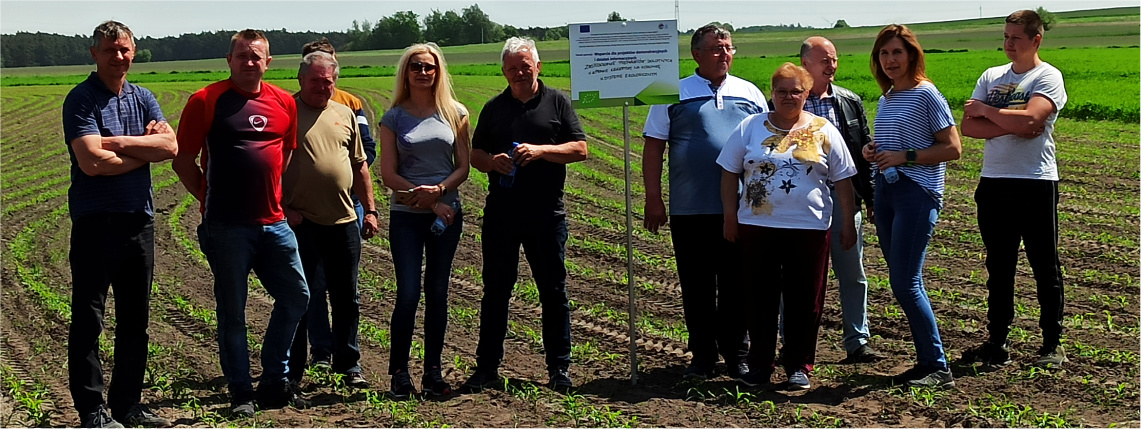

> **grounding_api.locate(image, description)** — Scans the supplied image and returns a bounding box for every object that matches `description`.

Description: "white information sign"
[569,20,680,108]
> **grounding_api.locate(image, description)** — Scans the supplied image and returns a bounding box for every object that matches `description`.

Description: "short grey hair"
[92,20,134,48]
[299,51,339,80]
[690,24,730,51]
[501,37,540,66]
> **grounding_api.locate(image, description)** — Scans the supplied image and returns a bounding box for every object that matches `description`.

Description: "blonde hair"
[391,43,467,140]
[771,62,813,91]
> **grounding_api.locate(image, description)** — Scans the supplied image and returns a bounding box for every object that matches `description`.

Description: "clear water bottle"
[882,166,900,183]
[430,201,460,236]
[498,142,520,188]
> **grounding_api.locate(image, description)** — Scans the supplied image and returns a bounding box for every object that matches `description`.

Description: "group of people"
[650,10,1067,393]
[63,9,1067,427]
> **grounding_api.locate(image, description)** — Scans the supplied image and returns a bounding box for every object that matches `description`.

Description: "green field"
[0,7,1139,428]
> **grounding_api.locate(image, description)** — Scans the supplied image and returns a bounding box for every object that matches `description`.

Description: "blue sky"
[1,0,1136,38]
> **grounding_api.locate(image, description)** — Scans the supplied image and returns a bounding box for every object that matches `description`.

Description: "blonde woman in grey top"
[378,42,470,399]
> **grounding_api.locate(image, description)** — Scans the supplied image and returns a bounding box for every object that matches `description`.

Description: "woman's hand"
[432,201,457,226]
[873,150,907,170]
[408,184,443,209]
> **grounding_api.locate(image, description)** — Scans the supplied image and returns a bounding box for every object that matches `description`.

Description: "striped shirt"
[873,82,956,204]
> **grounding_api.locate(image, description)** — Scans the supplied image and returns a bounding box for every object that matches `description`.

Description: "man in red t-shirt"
[172,29,310,417]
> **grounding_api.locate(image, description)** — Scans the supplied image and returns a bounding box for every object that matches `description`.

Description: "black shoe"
[344,371,371,389]
[256,380,310,410]
[460,367,500,393]
[118,404,171,428]
[310,358,332,371]
[736,370,773,388]
[421,367,453,396]
[682,363,715,380]
[389,370,418,399]
[842,344,883,364]
[962,341,1012,366]
[82,404,125,428]
[727,361,750,379]
[891,366,928,385]
[548,367,573,392]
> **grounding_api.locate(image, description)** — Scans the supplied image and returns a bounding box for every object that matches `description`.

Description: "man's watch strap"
[365,209,380,217]
[905,149,917,166]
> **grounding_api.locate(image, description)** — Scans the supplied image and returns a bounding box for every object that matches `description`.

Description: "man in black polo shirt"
[462,36,588,393]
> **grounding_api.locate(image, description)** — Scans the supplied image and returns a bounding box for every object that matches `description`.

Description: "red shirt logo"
[249,115,268,131]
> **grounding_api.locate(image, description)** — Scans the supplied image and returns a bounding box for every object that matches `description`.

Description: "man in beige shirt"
[282,51,379,390]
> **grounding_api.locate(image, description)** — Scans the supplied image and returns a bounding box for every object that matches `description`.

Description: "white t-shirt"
[716,113,857,230]
[971,62,1067,180]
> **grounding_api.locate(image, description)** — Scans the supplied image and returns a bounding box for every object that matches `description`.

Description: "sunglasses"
[409,62,438,73]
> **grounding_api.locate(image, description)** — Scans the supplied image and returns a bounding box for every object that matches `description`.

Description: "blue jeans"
[873,175,947,370]
[197,220,309,394]
[305,199,367,361]
[289,219,362,379]
[388,210,463,374]
[476,212,571,371]
[830,188,871,353]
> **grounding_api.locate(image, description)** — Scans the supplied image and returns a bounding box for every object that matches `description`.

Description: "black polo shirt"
[473,79,586,216]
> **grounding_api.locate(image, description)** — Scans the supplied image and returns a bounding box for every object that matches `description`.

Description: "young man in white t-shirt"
[961,9,1068,368]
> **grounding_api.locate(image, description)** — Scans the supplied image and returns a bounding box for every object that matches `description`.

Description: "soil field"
[1,77,1138,428]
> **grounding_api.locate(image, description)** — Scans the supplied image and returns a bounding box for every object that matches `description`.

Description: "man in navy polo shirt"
[462,37,588,393]
[642,23,767,381]
[63,20,176,428]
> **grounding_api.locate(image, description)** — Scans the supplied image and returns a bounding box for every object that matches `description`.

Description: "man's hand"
[361,213,379,239]
[514,143,545,166]
[723,218,739,243]
[841,218,857,250]
[643,197,667,233]
[865,204,875,225]
[861,141,877,162]
[488,152,515,174]
[284,207,303,227]
[963,99,993,119]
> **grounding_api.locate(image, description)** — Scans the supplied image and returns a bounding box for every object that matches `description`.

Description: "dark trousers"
[388,210,463,374]
[68,213,154,415]
[975,177,1065,346]
[738,225,829,376]
[288,219,362,380]
[476,213,571,371]
[670,214,749,367]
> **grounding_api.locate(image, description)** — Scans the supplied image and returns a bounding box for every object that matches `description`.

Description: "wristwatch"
[905,149,917,166]
[365,209,380,217]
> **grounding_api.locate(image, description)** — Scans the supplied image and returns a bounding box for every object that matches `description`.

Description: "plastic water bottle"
[498,142,520,188]
[882,166,900,183]
[430,201,460,236]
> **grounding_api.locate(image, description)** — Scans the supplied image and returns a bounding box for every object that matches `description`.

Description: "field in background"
[1,6,1139,428]
[2,6,1136,77]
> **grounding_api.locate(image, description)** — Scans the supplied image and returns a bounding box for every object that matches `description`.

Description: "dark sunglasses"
[409,62,438,73]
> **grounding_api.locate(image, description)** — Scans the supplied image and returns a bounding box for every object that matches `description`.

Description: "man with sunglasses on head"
[642,23,767,381]
[463,36,588,393]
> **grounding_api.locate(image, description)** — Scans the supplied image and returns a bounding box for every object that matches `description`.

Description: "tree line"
[0,3,568,68]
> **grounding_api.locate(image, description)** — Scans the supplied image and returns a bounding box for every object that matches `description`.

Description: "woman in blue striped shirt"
[862,24,962,388]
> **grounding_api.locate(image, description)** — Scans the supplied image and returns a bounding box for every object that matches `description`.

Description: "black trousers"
[975,177,1065,346]
[670,214,749,367]
[68,213,155,416]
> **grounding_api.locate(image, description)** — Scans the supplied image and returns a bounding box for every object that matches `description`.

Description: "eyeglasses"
[409,62,438,74]
[773,89,806,99]
[702,45,737,56]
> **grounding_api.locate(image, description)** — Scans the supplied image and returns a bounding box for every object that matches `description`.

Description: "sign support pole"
[623,102,639,385]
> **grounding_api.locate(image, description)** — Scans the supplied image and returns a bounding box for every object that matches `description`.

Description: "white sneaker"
[788,370,811,390]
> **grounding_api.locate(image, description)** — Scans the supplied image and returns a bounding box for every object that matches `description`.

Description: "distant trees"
[0,3,577,67]
[608,12,625,22]
[833,19,850,28]
[1036,7,1058,31]
[135,49,152,63]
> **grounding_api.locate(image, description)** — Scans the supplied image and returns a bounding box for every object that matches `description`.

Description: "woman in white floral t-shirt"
[716,62,858,390]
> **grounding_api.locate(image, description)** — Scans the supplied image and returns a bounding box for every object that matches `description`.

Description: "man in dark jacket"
[800,36,880,363]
